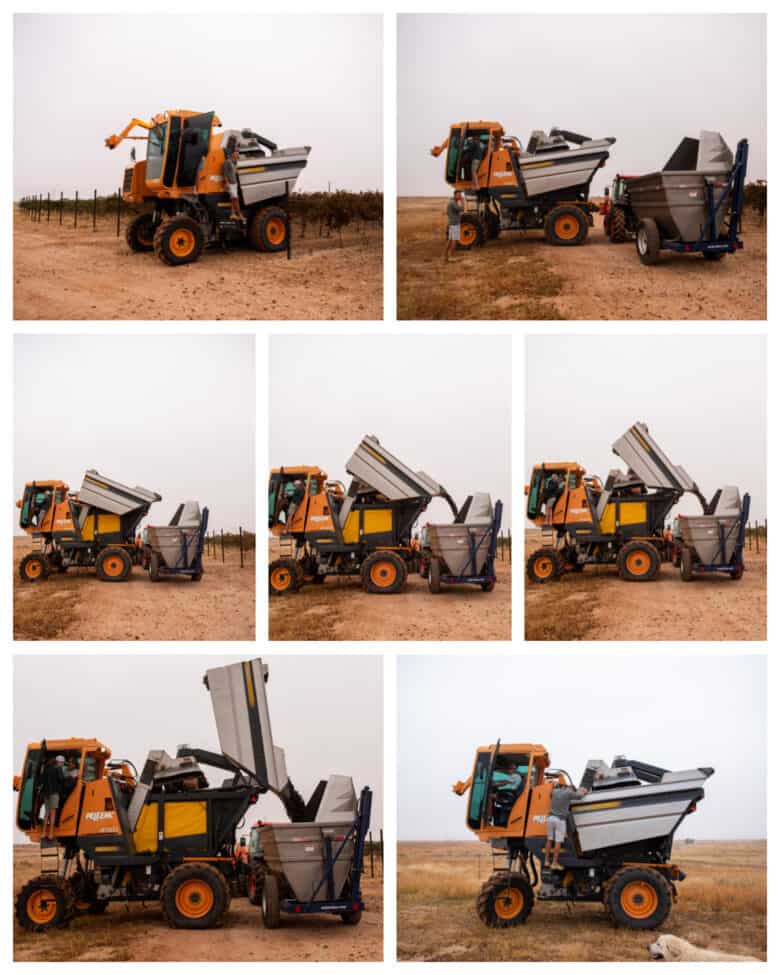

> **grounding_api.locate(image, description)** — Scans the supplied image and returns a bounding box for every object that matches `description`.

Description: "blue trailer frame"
[682,493,750,580]
[150,506,210,579]
[428,499,503,592]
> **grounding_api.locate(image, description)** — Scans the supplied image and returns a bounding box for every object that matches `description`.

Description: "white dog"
[648,934,760,962]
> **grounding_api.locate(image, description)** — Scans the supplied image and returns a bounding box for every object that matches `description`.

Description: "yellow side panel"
[164,801,207,838]
[363,509,393,535]
[133,804,158,853]
[80,514,121,541]
[599,501,647,534]
[342,511,360,544]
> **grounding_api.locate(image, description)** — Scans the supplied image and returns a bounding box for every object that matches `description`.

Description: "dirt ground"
[397,197,766,320]
[13,537,255,641]
[13,845,382,962]
[524,531,766,641]
[397,840,766,962]
[13,210,382,321]
[268,557,511,641]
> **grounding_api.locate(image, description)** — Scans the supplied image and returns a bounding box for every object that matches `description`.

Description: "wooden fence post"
[74,190,78,228]
[59,192,63,225]
[368,831,374,878]
[116,187,122,237]
[239,527,244,568]
[93,188,97,231]
[47,192,51,222]
[221,529,225,563]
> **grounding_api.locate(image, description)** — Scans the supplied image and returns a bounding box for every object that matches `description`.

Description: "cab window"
[146,123,167,181]
[467,753,490,829]
[446,128,461,183]
[17,748,42,830]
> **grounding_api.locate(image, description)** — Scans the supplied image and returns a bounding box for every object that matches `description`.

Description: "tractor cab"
[17,481,67,532]
[268,467,335,534]
[434,122,506,189]
[525,464,596,524]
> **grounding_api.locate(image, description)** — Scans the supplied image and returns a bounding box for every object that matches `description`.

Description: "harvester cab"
[432,121,614,248]
[454,742,713,930]
[106,109,310,265]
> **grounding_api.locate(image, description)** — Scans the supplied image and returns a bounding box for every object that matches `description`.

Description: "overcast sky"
[398,14,766,196]
[399,655,765,841]
[14,14,382,197]
[526,334,766,521]
[14,335,255,532]
[14,654,382,844]
[270,334,511,525]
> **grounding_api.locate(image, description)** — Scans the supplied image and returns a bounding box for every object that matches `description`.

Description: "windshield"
[146,123,167,180]
[446,128,461,183]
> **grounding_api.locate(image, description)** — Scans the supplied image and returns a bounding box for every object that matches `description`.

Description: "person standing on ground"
[445,190,464,262]
[223,148,243,221]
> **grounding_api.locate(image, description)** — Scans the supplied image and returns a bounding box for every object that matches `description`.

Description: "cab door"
[16,744,45,832]
[177,112,215,188]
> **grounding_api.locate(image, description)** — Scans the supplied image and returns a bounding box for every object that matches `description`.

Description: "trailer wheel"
[609,207,627,243]
[680,546,694,582]
[361,551,406,594]
[341,908,363,924]
[636,218,661,265]
[249,206,289,253]
[125,213,155,252]
[154,216,204,266]
[19,553,50,583]
[191,571,203,582]
[248,866,265,906]
[605,867,671,930]
[703,250,724,261]
[457,213,486,250]
[161,863,229,930]
[428,557,442,594]
[96,547,133,582]
[481,577,496,592]
[16,876,72,932]
[149,552,161,582]
[544,205,588,246]
[730,564,744,580]
[526,547,561,584]
[261,874,282,929]
[476,873,534,928]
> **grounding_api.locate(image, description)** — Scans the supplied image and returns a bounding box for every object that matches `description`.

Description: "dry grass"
[13,573,81,640]
[397,840,766,962]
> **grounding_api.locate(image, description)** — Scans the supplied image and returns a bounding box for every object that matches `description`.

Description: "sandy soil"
[524,531,766,641]
[13,537,255,641]
[268,556,511,641]
[398,840,766,962]
[13,845,382,962]
[13,210,382,321]
[398,197,766,320]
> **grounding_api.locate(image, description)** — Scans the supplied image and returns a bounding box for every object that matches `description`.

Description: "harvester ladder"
[541,527,556,547]
[278,537,295,559]
[39,844,60,875]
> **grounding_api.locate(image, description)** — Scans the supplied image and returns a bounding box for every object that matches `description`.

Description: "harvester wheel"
[125,212,156,252]
[149,552,161,582]
[636,218,661,265]
[96,547,133,582]
[609,207,627,243]
[361,551,406,594]
[269,558,300,595]
[19,553,50,583]
[476,873,534,928]
[544,205,588,246]
[161,863,229,930]
[605,866,671,930]
[154,216,204,267]
[457,213,486,250]
[261,873,282,928]
[249,206,289,253]
[617,541,660,582]
[16,876,72,932]
[680,546,694,582]
[428,557,442,594]
[526,547,561,584]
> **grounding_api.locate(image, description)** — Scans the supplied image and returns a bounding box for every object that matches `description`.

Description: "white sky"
[398,14,766,195]
[398,655,766,841]
[14,335,255,532]
[14,654,383,844]
[14,14,382,197]
[526,334,766,521]
[269,334,512,525]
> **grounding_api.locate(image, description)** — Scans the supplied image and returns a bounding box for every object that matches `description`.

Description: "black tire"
[248,865,265,907]
[19,552,50,583]
[730,564,744,580]
[476,873,534,928]
[485,210,501,240]
[544,205,588,246]
[261,873,282,929]
[605,866,672,930]
[248,206,289,253]
[154,216,204,267]
[361,551,406,594]
[457,212,486,250]
[269,558,300,595]
[609,207,627,243]
[617,541,660,582]
[680,546,694,582]
[125,213,155,252]
[15,876,72,932]
[95,547,133,583]
[481,577,496,592]
[341,908,362,924]
[526,547,561,584]
[636,218,661,265]
[191,571,203,582]
[428,557,442,594]
[160,863,230,930]
[703,250,724,261]
[149,552,161,582]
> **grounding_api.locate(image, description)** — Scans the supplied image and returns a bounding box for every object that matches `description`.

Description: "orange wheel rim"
[271,567,291,590]
[103,555,125,578]
[175,879,214,919]
[494,886,524,920]
[555,215,579,240]
[266,217,286,244]
[370,560,397,588]
[534,557,553,579]
[627,551,651,575]
[170,229,196,257]
[27,889,58,924]
[620,880,658,919]
[460,224,476,245]
[25,559,43,579]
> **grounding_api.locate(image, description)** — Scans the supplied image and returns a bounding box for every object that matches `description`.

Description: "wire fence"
[497,529,512,562]
[744,519,767,555]
[363,829,384,878]
[203,529,256,568]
